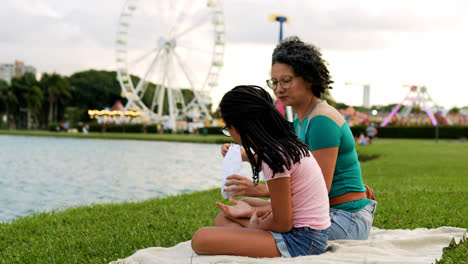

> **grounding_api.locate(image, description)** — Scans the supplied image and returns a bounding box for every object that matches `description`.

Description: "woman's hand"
[224,175,270,197]
[216,198,255,219]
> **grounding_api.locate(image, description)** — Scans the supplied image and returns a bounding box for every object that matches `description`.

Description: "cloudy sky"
[1,0,467,110]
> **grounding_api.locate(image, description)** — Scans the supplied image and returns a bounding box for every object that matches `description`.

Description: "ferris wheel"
[115,0,225,130]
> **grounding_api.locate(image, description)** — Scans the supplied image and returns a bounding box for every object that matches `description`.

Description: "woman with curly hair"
[217,36,377,241]
[191,85,330,258]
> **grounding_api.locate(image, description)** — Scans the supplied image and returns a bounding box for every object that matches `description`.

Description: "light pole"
[269,14,289,42]
[269,14,293,122]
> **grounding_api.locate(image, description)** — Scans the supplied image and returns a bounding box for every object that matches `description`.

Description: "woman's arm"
[248,177,292,233]
[311,147,338,192]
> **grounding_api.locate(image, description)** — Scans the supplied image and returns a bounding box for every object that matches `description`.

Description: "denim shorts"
[329,200,377,240]
[269,226,329,258]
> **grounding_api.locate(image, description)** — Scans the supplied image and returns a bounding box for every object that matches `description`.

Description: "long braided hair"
[220,85,310,185]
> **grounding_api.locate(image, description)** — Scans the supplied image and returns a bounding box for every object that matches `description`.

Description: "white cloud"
[1,0,467,109]
[15,0,61,18]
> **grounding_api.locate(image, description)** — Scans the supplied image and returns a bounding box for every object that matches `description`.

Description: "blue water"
[0,135,250,222]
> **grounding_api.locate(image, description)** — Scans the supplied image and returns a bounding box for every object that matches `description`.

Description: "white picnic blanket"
[110,226,466,264]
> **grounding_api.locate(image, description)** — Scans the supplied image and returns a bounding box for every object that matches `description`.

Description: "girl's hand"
[225,175,270,197]
[216,198,255,219]
[221,144,248,161]
[220,143,231,157]
[249,209,272,228]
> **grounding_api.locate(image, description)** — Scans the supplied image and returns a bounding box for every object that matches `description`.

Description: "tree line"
[3,69,457,130]
[0,70,196,129]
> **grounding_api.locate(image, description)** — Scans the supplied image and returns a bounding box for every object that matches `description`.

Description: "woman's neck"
[293,96,322,121]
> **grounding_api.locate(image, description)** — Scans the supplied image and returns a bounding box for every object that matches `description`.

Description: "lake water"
[0,135,252,222]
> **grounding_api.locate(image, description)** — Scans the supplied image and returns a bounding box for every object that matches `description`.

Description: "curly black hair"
[272,36,333,98]
[220,85,310,185]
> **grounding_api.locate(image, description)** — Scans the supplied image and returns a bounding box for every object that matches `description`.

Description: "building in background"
[0,64,14,83]
[362,84,370,108]
[0,60,36,84]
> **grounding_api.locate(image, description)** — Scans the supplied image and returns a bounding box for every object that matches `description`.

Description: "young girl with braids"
[191,85,330,258]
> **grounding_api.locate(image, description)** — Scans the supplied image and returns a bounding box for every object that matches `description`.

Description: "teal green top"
[293,114,370,212]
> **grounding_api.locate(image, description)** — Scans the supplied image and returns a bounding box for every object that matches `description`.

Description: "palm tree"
[11,73,44,128]
[40,73,72,124]
[0,79,8,114]
[0,81,19,128]
[25,85,44,125]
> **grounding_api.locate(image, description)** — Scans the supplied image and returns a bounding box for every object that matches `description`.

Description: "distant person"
[191,85,330,258]
[217,36,376,241]
[188,123,194,134]
[82,124,89,134]
[359,133,369,145]
[366,123,377,144]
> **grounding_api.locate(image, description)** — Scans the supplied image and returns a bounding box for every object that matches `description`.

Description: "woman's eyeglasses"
[220,126,231,137]
[266,76,294,91]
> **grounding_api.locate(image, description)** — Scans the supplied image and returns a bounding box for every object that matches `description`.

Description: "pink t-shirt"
[262,153,331,230]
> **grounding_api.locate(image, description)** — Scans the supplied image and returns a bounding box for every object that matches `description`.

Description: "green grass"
[0,139,467,263]
[0,190,223,263]
[356,139,467,229]
[437,238,468,264]
[0,130,231,144]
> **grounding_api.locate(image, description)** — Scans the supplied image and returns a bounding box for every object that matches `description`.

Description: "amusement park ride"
[381,85,441,127]
[345,82,443,127]
[115,0,225,130]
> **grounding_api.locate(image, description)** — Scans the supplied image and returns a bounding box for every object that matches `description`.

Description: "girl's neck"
[294,96,322,121]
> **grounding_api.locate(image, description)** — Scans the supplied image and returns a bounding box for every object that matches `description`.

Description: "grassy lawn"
[0,139,466,263]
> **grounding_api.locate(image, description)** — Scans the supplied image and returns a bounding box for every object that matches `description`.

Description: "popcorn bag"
[221,145,243,199]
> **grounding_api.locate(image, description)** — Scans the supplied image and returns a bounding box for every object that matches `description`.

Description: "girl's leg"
[191,226,281,258]
[214,212,243,227]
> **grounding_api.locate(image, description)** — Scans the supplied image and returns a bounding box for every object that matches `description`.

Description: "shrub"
[377,126,468,139]
[198,126,223,135]
[48,122,61,131]
[87,123,144,133]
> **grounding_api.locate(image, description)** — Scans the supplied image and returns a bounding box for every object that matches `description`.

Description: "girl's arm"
[311,147,338,192]
[216,198,271,220]
[248,177,292,233]
[224,175,270,197]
